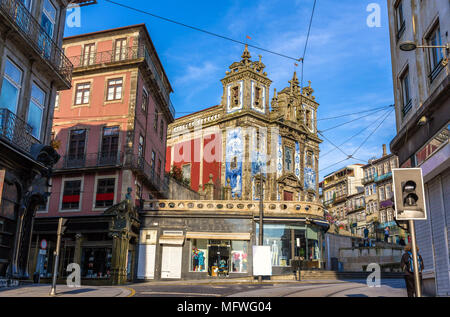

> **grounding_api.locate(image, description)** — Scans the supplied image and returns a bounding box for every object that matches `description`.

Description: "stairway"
[270,270,403,281]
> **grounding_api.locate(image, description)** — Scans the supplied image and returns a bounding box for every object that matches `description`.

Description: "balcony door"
[114,38,127,62]
[67,129,86,167]
[100,126,119,165]
[39,0,57,58]
[82,43,96,66]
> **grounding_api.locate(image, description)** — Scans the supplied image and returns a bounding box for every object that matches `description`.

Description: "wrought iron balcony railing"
[123,154,169,193]
[69,45,175,118]
[0,0,73,86]
[54,152,124,170]
[0,108,34,153]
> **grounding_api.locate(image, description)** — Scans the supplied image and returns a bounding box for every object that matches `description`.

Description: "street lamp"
[399,41,449,52]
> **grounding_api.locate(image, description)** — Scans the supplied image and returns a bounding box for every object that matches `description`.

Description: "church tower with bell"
[220,44,272,116]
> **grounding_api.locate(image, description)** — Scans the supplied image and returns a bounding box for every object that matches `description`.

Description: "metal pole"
[258,170,264,283]
[408,220,422,297]
[50,218,63,296]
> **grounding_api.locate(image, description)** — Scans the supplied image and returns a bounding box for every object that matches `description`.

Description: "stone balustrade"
[141,199,325,218]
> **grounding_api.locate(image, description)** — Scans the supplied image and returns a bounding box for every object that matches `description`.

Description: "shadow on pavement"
[60,288,96,295]
[346,294,369,297]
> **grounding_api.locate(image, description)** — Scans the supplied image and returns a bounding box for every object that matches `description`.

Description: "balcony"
[70,45,175,118]
[374,172,392,183]
[0,108,34,154]
[123,154,169,194]
[362,175,375,185]
[0,0,73,88]
[54,152,124,170]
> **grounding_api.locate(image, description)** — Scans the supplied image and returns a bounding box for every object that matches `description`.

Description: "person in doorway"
[401,244,424,297]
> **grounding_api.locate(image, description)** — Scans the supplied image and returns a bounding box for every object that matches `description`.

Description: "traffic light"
[57,218,69,235]
[392,168,427,220]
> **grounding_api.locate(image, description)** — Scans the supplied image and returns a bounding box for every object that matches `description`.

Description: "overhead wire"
[103,0,302,62]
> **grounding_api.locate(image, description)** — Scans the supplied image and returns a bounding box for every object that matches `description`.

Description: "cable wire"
[103,0,302,62]
[318,104,393,121]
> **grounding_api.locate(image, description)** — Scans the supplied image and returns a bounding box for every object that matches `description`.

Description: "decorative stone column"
[224,178,232,200]
[73,233,83,265]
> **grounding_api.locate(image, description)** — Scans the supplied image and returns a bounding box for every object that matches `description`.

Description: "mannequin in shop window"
[271,240,279,266]
[193,248,199,271]
[198,250,205,272]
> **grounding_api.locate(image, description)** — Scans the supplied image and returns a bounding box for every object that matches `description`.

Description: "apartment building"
[0,0,96,281]
[387,0,449,296]
[361,145,403,242]
[322,164,364,230]
[29,24,174,285]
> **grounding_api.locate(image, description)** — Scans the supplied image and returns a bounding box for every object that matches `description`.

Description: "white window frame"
[59,176,84,213]
[41,0,57,38]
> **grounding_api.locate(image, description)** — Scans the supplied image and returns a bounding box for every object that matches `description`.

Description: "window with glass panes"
[100,126,119,163]
[95,178,115,208]
[0,59,23,114]
[68,129,86,162]
[27,83,46,140]
[83,43,96,66]
[400,70,411,115]
[62,180,82,210]
[142,89,148,112]
[106,78,123,101]
[75,83,90,105]
[114,38,127,61]
[428,25,444,78]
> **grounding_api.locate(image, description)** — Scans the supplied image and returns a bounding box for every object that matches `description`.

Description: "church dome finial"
[242,44,251,61]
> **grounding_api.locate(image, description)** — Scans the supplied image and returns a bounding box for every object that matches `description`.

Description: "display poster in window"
[253,245,272,276]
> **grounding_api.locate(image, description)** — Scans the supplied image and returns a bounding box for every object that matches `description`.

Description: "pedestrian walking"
[401,244,424,297]
[384,227,390,243]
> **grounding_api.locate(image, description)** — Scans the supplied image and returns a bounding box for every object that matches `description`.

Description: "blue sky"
[65,0,397,180]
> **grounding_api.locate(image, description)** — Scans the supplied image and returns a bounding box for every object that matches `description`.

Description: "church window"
[232,86,240,107]
[284,146,293,172]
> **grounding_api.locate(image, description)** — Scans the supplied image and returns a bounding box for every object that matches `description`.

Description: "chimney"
[382,144,387,157]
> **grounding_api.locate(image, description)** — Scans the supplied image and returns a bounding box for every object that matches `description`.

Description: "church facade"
[165,45,321,203]
[137,46,328,281]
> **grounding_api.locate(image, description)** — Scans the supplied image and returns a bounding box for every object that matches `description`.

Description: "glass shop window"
[190,239,207,272]
[231,241,248,273]
[81,248,112,278]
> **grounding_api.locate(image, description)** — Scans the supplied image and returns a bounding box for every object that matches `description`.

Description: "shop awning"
[159,235,185,245]
[186,232,251,241]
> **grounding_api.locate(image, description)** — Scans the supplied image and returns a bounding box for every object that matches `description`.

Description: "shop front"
[30,200,140,285]
[256,221,326,274]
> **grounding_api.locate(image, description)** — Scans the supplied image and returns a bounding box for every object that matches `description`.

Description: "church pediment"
[277,173,303,189]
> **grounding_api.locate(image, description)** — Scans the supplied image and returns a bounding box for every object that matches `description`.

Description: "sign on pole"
[392,168,427,221]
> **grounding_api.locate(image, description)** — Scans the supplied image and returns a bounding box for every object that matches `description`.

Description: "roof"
[63,24,173,93]
[69,0,97,7]
[175,105,222,121]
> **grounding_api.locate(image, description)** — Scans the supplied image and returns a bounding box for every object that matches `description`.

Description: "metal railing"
[54,152,124,170]
[123,154,169,193]
[70,45,175,118]
[0,108,34,153]
[0,0,73,86]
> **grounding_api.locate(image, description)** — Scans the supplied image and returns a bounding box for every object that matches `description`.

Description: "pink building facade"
[29,24,174,283]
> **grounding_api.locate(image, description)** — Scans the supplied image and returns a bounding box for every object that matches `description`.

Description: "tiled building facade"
[137,46,329,281]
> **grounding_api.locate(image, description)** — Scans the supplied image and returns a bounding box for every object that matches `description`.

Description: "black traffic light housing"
[402,180,419,207]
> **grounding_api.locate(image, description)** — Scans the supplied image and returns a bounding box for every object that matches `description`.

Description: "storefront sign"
[253,246,272,276]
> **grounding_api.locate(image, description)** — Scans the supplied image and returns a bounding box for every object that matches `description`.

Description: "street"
[129,279,407,297]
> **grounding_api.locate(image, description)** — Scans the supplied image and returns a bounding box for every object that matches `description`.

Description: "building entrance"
[207,240,230,277]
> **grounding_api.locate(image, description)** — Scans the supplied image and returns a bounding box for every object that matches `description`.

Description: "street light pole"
[258,169,264,283]
[408,220,422,297]
[50,218,64,296]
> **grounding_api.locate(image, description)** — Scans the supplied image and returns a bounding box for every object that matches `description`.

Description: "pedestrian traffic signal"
[392,168,427,220]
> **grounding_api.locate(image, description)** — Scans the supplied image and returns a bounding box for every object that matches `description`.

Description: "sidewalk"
[0,284,133,297]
